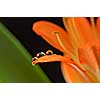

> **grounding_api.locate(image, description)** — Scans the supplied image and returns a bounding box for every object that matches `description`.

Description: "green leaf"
[0,23,51,83]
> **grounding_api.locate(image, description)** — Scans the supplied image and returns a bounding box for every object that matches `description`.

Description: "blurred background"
[0,17,66,82]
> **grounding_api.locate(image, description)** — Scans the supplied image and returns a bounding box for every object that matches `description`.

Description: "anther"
[53,31,59,34]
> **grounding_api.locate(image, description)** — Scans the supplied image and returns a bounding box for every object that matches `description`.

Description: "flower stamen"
[53,31,86,71]
[72,18,83,46]
[92,46,100,82]
[53,31,74,59]
[90,17,99,39]
[62,17,79,49]
[68,63,91,82]
[83,65,99,82]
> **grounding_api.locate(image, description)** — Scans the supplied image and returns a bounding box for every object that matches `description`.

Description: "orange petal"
[32,54,72,64]
[63,17,95,47]
[61,62,98,83]
[78,39,100,80]
[96,17,100,37]
[61,63,87,82]
[32,54,91,82]
[32,21,74,57]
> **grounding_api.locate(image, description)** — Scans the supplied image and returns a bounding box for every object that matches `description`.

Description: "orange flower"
[32,17,100,83]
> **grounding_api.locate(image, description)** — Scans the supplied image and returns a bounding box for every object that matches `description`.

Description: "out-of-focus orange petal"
[61,62,97,83]
[32,54,72,64]
[96,17,100,37]
[32,21,74,56]
[63,17,95,47]
[78,39,100,81]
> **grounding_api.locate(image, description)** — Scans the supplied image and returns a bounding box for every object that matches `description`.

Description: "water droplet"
[36,52,46,58]
[46,50,53,55]
[32,57,38,61]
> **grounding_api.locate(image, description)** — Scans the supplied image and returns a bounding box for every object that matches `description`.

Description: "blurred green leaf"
[0,23,50,82]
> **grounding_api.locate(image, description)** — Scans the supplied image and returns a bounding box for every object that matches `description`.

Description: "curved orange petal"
[61,62,98,83]
[32,54,72,64]
[96,17,100,37]
[32,21,74,57]
[63,17,95,47]
[32,54,98,82]
[61,63,88,82]
[32,54,91,82]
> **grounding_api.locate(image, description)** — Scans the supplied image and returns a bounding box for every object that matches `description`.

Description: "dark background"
[0,17,66,83]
